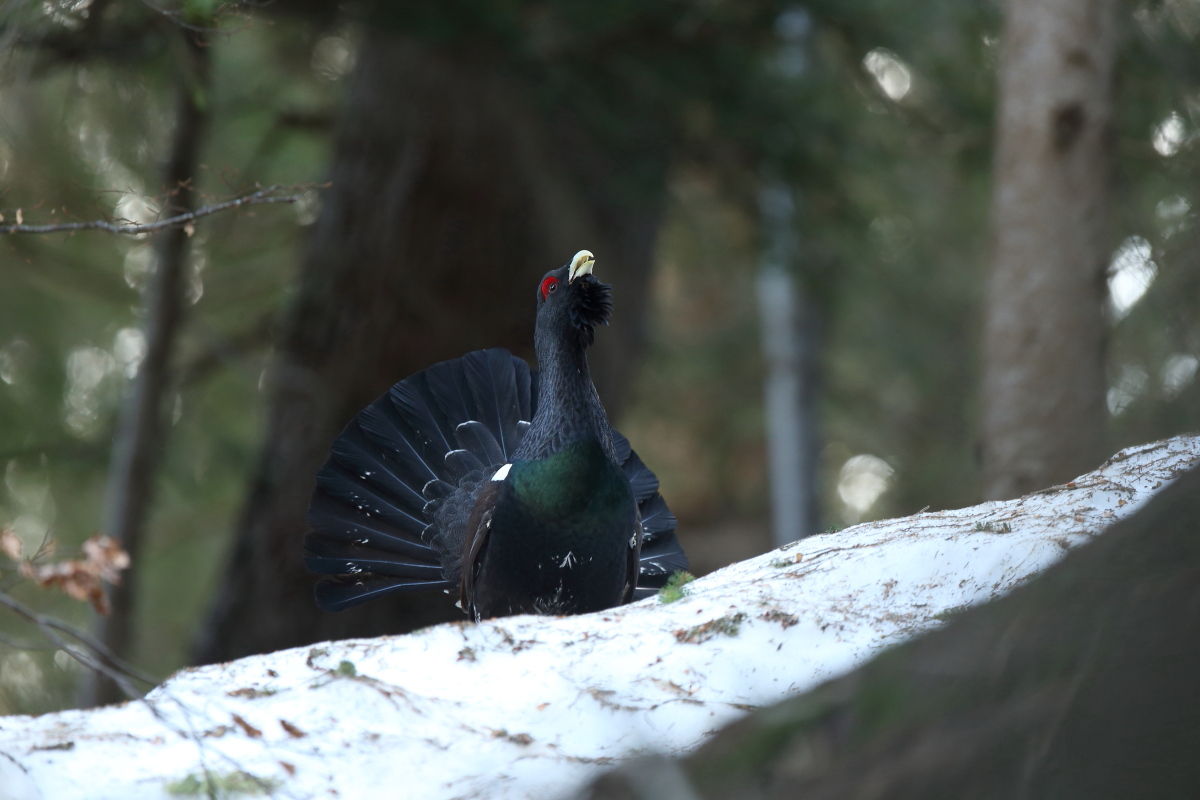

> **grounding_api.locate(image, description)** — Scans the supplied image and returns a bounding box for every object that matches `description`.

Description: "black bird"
[305,250,687,620]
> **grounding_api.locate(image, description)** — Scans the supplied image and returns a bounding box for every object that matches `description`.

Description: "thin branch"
[0,183,325,236]
[0,591,156,686]
[0,589,156,696]
[0,587,266,798]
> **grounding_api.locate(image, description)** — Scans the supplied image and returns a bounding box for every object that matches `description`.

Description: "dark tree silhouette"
[194,29,670,663]
[84,30,211,707]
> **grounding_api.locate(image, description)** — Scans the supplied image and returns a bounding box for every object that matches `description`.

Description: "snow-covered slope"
[1,436,1196,800]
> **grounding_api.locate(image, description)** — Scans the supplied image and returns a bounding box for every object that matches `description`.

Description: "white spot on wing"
[491,463,512,482]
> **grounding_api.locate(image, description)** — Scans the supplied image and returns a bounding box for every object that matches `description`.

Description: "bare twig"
[0,589,156,697]
[1,585,272,798]
[0,587,263,800]
[0,184,324,236]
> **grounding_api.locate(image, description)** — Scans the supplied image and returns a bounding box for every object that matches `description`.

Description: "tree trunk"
[980,0,1115,499]
[192,30,668,665]
[757,182,821,545]
[82,33,209,707]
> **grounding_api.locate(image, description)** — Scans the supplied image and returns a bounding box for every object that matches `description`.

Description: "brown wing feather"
[459,480,503,620]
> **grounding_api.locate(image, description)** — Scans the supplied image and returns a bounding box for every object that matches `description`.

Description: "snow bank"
[1,436,1196,800]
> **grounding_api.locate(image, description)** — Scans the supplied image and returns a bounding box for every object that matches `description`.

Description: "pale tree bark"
[981,0,1115,499]
[757,182,821,545]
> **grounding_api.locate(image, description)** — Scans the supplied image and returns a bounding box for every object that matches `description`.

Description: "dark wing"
[610,429,688,601]
[622,514,643,605]
[458,479,502,621]
[305,348,534,611]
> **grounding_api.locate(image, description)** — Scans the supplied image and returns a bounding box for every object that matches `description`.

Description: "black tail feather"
[610,431,688,591]
[307,494,437,562]
[612,430,661,503]
[314,575,450,612]
[388,380,458,470]
[328,423,428,510]
[355,396,442,487]
[630,586,659,601]
[611,429,633,467]
[454,420,505,471]
[305,550,444,581]
[623,451,661,504]
[461,349,525,458]
[638,531,689,581]
[637,493,677,541]
[444,448,488,478]
[313,459,428,538]
[306,349,534,611]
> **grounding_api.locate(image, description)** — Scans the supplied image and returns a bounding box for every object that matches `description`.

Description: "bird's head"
[535,249,612,348]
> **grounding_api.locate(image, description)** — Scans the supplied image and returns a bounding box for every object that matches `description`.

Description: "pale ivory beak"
[568,249,595,283]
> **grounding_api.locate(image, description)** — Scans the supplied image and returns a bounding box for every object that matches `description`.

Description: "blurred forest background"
[1,0,1198,714]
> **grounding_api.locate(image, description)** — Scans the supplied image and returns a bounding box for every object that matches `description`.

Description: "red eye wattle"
[540,276,560,300]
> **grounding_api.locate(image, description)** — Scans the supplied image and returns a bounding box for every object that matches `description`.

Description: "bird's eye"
[540,276,560,300]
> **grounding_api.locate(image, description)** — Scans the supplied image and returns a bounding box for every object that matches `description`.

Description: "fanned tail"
[305,349,534,611]
[306,348,687,612]
[611,430,688,599]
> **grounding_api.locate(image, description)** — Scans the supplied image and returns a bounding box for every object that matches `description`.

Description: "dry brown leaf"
[21,560,108,613]
[279,719,306,739]
[18,534,130,615]
[0,528,22,561]
[82,535,131,583]
[232,713,263,739]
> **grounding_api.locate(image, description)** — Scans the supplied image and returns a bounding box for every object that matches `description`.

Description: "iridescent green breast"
[472,439,636,617]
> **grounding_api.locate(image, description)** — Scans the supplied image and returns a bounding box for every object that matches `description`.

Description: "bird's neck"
[518,334,614,462]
